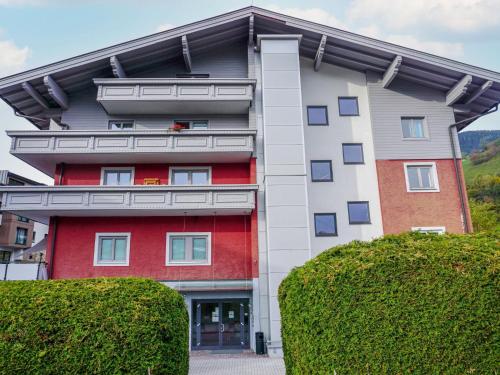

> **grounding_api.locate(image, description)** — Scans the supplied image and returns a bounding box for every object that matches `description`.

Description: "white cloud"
[0,39,29,76]
[348,0,500,33]
[156,23,175,33]
[267,5,348,30]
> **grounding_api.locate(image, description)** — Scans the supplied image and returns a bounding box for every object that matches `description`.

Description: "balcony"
[0,184,258,224]
[7,129,256,175]
[94,78,256,115]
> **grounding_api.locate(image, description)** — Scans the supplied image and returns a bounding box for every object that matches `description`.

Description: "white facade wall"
[33,221,48,245]
[301,58,384,256]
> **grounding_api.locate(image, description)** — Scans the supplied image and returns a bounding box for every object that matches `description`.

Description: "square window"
[167,233,211,265]
[401,117,426,139]
[348,202,371,224]
[102,169,133,186]
[314,213,337,236]
[342,144,364,164]
[307,106,328,125]
[338,97,359,116]
[311,161,333,182]
[405,164,439,191]
[94,233,130,266]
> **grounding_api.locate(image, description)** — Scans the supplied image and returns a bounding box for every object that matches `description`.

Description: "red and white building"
[0,7,498,355]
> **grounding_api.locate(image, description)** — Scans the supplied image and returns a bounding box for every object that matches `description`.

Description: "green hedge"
[0,278,188,375]
[279,233,499,374]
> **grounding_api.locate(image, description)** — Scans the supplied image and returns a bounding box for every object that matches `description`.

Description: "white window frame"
[401,117,429,140]
[412,226,446,234]
[166,232,211,266]
[169,166,212,185]
[100,167,135,186]
[93,232,131,266]
[404,162,440,192]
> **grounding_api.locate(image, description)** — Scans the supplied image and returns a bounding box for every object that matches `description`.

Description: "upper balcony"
[7,129,256,176]
[0,184,258,224]
[94,78,256,115]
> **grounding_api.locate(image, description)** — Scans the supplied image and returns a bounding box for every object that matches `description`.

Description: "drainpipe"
[448,104,498,233]
[48,163,65,279]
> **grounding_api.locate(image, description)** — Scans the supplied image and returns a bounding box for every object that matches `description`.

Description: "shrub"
[279,233,499,374]
[0,278,189,375]
[469,199,500,232]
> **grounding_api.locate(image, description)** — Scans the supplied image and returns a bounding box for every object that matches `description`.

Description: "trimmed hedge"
[0,278,188,375]
[279,233,499,374]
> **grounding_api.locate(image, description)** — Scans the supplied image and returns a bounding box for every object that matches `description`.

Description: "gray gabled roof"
[1,6,499,128]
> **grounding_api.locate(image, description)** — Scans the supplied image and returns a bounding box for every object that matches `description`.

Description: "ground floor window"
[166,233,211,265]
[412,226,446,234]
[192,299,250,350]
[0,250,10,263]
[93,233,130,266]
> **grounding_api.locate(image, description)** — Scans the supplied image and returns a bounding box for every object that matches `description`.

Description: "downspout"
[48,163,65,279]
[448,104,498,233]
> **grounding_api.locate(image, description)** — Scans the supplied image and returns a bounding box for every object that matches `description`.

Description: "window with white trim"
[102,168,133,186]
[405,163,439,192]
[412,227,446,234]
[401,117,427,139]
[108,121,134,130]
[166,233,211,265]
[94,233,130,266]
[170,168,210,185]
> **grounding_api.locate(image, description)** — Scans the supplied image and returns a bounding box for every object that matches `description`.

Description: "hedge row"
[0,278,189,375]
[279,232,499,374]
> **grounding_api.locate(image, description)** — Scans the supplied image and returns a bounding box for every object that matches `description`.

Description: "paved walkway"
[189,351,286,375]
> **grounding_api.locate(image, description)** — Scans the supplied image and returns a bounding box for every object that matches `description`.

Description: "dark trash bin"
[255,331,266,355]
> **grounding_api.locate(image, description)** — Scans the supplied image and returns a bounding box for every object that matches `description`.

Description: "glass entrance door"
[192,299,250,350]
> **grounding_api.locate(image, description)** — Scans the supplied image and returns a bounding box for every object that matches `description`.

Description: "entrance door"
[192,299,250,350]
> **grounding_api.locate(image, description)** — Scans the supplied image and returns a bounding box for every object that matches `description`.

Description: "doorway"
[192,299,250,350]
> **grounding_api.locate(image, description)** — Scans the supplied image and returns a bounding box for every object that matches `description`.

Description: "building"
[0,7,499,355]
[0,170,47,263]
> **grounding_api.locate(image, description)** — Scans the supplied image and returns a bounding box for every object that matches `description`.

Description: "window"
[15,227,28,245]
[342,143,364,164]
[94,233,130,266]
[170,167,210,185]
[348,201,371,224]
[101,168,134,186]
[404,163,439,192]
[17,216,29,223]
[8,178,24,186]
[412,227,446,234]
[108,121,134,130]
[401,117,427,139]
[338,97,359,116]
[173,120,208,130]
[311,160,333,182]
[314,213,337,236]
[307,106,328,125]
[166,233,211,265]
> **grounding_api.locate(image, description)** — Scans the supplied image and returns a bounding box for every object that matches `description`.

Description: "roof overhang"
[1,6,499,128]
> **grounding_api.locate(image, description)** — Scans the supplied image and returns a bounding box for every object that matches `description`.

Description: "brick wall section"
[376,159,469,234]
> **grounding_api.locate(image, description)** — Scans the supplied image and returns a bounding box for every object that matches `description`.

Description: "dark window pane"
[15,228,28,245]
[343,144,364,164]
[311,161,333,182]
[348,202,370,224]
[314,214,337,236]
[307,106,328,125]
[339,97,359,116]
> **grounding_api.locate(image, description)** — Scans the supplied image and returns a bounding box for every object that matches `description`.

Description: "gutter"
[448,104,498,233]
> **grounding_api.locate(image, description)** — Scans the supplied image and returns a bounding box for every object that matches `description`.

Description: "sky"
[0,0,499,185]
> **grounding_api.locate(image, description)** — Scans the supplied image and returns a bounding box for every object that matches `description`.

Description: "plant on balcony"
[170,122,187,132]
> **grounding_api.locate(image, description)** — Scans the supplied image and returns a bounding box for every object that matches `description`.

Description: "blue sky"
[0,0,499,184]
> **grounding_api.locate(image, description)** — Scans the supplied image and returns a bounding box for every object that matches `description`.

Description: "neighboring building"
[0,7,499,355]
[0,171,47,263]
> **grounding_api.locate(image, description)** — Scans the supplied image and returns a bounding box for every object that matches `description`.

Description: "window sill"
[166,262,210,267]
[94,262,129,266]
[407,188,440,193]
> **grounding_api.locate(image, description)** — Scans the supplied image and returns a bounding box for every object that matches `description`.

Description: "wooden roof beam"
[313,35,327,71]
[182,35,192,72]
[110,56,127,78]
[21,82,50,109]
[382,55,402,88]
[446,74,472,106]
[464,80,493,105]
[43,75,68,109]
